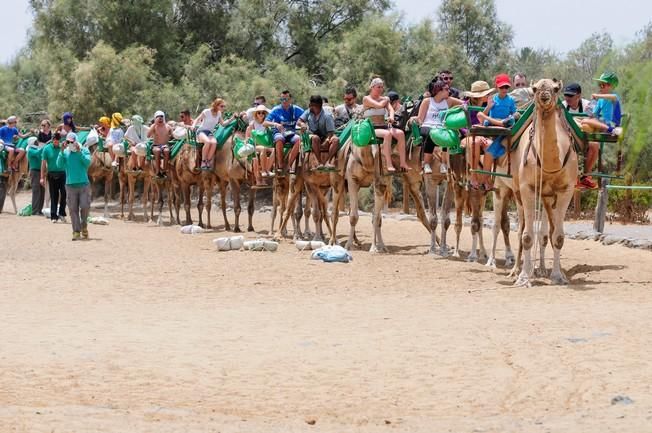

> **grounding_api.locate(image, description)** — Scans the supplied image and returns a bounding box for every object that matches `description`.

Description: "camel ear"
[532,84,538,93]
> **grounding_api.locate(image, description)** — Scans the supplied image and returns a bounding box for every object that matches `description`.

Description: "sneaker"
[423,163,433,175]
[72,231,81,241]
[579,176,598,189]
[81,228,89,239]
[612,127,623,136]
[440,163,448,174]
[51,219,58,224]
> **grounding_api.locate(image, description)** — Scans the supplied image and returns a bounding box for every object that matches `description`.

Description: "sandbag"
[134,142,148,157]
[213,236,244,251]
[429,127,460,150]
[87,216,109,225]
[85,128,99,146]
[215,121,237,147]
[295,240,326,250]
[442,106,469,130]
[251,129,273,148]
[18,203,32,217]
[233,136,255,160]
[112,142,126,157]
[243,239,278,252]
[180,224,205,234]
[173,126,187,140]
[352,118,374,147]
[310,245,352,263]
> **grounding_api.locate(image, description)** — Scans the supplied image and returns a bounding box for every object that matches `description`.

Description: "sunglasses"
[280,97,289,102]
[514,83,526,88]
[66,140,74,144]
[442,76,453,81]
[255,111,267,115]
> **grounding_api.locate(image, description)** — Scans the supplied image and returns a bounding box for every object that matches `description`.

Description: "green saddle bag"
[351,118,374,147]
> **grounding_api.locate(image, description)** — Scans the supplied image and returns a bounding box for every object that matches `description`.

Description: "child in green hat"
[580,71,623,136]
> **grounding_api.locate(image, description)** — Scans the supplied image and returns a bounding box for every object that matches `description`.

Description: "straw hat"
[252,105,271,114]
[464,81,494,98]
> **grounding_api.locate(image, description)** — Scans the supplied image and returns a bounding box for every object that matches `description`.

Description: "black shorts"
[420,127,437,154]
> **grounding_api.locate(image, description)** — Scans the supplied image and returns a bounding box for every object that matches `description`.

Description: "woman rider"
[192,98,231,170]
[362,77,410,172]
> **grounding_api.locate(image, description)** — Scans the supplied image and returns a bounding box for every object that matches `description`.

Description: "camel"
[514,78,578,287]
[270,171,291,239]
[0,152,28,214]
[174,139,206,227]
[87,145,114,218]
[148,154,175,226]
[226,130,258,233]
[124,155,152,222]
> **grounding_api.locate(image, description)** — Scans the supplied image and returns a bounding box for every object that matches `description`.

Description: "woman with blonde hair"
[192,98,230,169]
[362,77,410,172]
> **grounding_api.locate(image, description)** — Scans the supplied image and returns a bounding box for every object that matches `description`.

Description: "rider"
[0,116,29,172]
[413,80,463,175]
[125,114,148,170]
[179,109,194,126]
[245,95,267,122]
[266,90,304,174]
[246,104,275,185]
[107,112,125,168]
[148,110,172,177]
[362,77,410,173]
[193,98,231,170]
[562,83,599,189]
[463,80,495,187]
[333,86,362,129]
[57,112,77,136]
[477,73,520,189]
[580,71,623,136]
[297,95,339,169]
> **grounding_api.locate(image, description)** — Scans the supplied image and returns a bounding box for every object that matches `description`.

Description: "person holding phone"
[57,132,92,241]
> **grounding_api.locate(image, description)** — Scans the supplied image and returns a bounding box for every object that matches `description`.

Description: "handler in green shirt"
[57,132,92,240]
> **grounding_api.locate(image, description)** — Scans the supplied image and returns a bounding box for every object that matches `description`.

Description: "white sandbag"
[112,142,126,157]
[180,224,204,234]
[86,128,99,146]
[134,142,148,157]
[172,126,187,140]
[88,216,109,225]
[42,208,51,218]
[213,235,244,251]
[236,141,255,159]
[243,239,278,252]
[295,240,326,250]
[311,245,352,263]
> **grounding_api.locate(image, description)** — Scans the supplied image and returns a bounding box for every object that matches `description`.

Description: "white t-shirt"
[422,98,449,128]
[563,98,593,116]
[107,127,124,145]
[251,119,266,132]
[125,125,148,144]
[199,108,222,131]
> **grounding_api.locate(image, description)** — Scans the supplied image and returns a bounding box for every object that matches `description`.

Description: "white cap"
[154,110,165,118]
[6,115,17,123]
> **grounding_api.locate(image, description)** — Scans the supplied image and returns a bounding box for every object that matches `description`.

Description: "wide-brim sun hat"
[465,81,495,98]
[253,105,271,114]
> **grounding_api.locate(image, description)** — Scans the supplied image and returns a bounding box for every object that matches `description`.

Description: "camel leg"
[476,194,488,262]
[104,178,110,218]
[438,180,453,257]
[548,191,573,285]
[157,184,164,226]
[142,177,150,223]
[166,183,174,224]
[203,180,213,230]
[247,189,256,232]
[280,177,302,240]
[119,175,125,219]
[8,176,18,214]
[182,184,192,225]
[230,180,242,232]
[219,181,230,231]
[488,187,510,268]
[346,177,360,250]
[516,188,536,288]
[508,202,525,278]
[425,176,439,254]
[302,188,311,238]
[329,176,344,246]
[535,212,549,277]
[408,177,430,234]
[127,176,136,221]
[453,185,464,259]
[150,184,157,222]
[197,185,205,228]
[370,178,388,253]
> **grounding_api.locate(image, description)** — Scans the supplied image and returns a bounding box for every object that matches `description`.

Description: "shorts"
[198,129,213,138]
[3,143,16,150]
[153,144,169,151]
[420,127,437,154]
[486,136,506,159]
[273,132,300,146]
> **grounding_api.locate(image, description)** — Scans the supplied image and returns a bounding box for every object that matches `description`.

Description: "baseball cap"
[66,132,77,142]
[494,73,511,88]
[563,83,582,96]
[387,91,400,103]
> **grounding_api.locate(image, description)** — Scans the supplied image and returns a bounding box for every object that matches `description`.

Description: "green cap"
[594,71,619,88]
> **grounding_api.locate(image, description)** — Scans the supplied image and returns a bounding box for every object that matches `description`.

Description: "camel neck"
[535,108,561,171]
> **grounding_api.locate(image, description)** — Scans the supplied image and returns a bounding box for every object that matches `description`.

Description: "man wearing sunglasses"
[437,70,461,99]
[333,86,361,129]
[297,95,339,169]
[266,90,304,174]
[245,95,267,122]
[56,132,92,240]
[562,83,598,189]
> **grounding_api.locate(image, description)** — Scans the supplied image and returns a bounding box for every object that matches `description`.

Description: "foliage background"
[1,0,651,179]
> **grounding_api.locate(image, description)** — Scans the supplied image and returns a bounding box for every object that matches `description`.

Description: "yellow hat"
[111,112,123,128]
[99,116,110,127]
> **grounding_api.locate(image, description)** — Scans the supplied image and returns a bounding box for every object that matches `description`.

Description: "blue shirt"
[593,94,622,126]
[0,126,19,145]
[266,104,304,133]
[489,94,517,120]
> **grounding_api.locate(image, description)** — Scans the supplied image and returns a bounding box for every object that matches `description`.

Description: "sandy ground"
[2,192,652,433]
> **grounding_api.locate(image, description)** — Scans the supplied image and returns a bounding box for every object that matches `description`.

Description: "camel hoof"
[233,226,242,233]
[485,257,497,269]
[514,275,532,288]
[452,250,461,259]
[466,253,478,263]
[224,224,231,232]
[505,256,515,268]
[534,267,549,278]
[247,226,255,232]
[369,244,387,254]
[550,271,569,286]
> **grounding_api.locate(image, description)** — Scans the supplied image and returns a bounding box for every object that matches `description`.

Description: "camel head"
[532,78,563,112]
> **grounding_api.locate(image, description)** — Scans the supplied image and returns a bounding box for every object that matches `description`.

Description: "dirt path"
[1,192,651,432]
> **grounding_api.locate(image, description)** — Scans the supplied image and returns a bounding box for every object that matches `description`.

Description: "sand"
[1,192,651,433]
